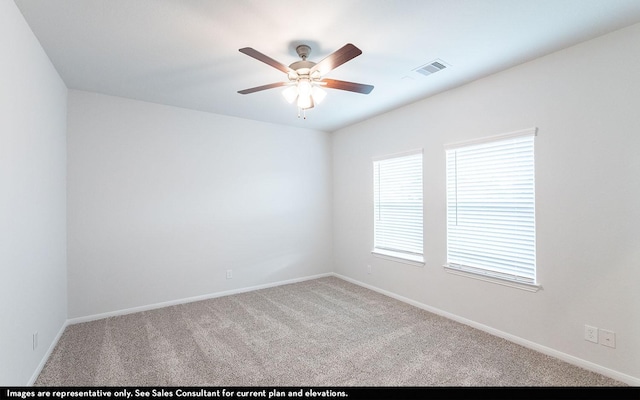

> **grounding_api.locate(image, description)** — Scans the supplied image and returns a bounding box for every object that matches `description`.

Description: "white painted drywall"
[67,91,333,319]
[0,1,68,386]
[332,23,640,381]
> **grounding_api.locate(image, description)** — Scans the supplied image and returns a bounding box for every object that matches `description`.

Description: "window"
[373,150,423,264]
[445,128,537,289]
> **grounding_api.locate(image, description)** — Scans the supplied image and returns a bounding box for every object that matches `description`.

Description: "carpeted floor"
[35,276,626,386]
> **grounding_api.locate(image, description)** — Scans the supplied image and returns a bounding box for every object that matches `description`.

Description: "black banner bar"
[1,387,638,400]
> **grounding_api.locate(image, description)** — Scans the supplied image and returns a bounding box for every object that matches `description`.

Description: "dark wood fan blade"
[322,78,373,94]
[310,43,362,76]
[239,47,292,74]
[238,82,288,95]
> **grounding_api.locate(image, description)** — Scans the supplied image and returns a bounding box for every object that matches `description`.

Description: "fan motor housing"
[289,60,315,71]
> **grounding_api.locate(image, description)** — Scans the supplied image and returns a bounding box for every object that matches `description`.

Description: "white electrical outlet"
[367,265,372,274]
[584,325,598,343]
[32,332,38,350]
[226,269,233,279]
[599,329,616,348]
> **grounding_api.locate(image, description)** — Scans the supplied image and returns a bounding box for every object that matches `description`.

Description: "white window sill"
[444,264,541,292]
[372,249,424,267]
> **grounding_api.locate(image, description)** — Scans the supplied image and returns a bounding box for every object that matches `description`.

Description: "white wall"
[67,91,333,319]
[332,23,640,382]
[0,1,68,386]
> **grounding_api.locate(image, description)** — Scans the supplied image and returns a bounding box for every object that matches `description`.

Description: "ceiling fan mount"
[238,43,374,116]
[295,44,311,60]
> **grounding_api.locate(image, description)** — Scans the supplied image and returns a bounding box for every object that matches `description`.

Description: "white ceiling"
[14,0,640,132]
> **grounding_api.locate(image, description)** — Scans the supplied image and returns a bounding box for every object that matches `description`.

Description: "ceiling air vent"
[414,59,449,77]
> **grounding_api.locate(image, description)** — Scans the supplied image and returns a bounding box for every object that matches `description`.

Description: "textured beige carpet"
[35,276,625,386]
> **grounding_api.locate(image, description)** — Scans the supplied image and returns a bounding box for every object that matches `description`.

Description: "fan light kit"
[238,43,374,119]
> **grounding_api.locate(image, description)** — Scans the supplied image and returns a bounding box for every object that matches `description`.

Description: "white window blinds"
[373,150,423,262]
[445,129,536,285]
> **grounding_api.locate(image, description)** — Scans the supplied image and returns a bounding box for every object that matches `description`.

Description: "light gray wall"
[67,90,333,319]
[0,1,68,386]
[332,23,640,382]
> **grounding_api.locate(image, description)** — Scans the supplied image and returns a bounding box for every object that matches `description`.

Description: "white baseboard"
[67,273,333,325]
[32,273,332,386]
[333,273,640,387]
[28,319,69,386]
[38,272,639,387]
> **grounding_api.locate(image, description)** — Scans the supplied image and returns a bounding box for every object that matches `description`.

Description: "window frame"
[371,149,425,266]
[443,128,540,291]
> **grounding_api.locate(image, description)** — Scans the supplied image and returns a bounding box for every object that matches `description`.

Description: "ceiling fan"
[237,43,374,118]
